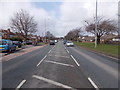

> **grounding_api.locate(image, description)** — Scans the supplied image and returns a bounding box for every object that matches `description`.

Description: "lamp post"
[95,0,98,48]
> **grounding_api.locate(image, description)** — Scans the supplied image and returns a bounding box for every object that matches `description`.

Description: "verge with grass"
[74,41,118,58]
[38,42,46,45]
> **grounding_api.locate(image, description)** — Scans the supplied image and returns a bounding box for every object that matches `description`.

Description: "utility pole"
[45,17,47,43]
[95,0,98,48]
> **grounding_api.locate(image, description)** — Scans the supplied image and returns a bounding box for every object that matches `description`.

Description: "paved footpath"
[0,45,45,62]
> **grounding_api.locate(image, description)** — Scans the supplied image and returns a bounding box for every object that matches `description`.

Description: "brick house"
[78,36,95,42]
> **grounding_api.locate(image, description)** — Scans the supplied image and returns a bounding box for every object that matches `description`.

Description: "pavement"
[0,45,35,57]
[0,45,45,62]
[2,41,119,89]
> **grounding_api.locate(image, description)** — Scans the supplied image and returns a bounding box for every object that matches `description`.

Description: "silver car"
[66,41,74,47]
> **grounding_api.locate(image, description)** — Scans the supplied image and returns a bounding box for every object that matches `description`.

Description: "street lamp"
[95,0,98,48]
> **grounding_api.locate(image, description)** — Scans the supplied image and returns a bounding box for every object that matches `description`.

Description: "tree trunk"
[97,36,101,44]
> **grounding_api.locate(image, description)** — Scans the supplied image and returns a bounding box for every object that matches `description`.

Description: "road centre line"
[66,49,69,53]
[37,55,47,67]
[45,60,74,67]
[65,47,66,50]
[48,50,52,54]
[70,55,80,66]
[32,75,75,89]
[15,80,26,90]
[88,77,99,90]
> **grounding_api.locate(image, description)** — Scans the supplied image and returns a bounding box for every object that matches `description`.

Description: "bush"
[8,37,23,42]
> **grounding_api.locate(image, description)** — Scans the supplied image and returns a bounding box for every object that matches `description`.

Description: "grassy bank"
[38,42,46,45]
[74,42,118,58]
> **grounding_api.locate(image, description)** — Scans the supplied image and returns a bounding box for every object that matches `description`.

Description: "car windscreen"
[67,41,72,43]
[0,41,7,45]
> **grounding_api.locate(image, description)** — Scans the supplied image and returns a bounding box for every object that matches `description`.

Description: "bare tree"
[65,28,82,41]
[85,17,117,44]
[45,31,55,39]
[10,9,38,41]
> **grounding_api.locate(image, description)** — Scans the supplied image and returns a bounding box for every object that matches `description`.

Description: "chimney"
[8,28,10,32]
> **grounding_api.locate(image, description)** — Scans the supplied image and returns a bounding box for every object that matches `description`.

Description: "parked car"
[26,40,32,45]
[13,41,22,48]
[0,39,16,52]
[66,41,74,47]
[49,40,55,45]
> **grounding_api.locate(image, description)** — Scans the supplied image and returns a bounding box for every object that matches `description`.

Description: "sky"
[0,0,119,37]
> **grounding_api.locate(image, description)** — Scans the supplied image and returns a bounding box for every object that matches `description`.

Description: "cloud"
[0,0,118,37]
[58,0,118,36]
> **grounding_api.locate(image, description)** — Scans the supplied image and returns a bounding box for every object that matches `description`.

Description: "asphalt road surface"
[2,41,119,89]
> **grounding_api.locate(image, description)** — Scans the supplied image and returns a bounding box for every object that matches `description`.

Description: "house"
[0,29,15,39]
[112,35,120,41]
[78,36,95,42]
[100,34,117,41]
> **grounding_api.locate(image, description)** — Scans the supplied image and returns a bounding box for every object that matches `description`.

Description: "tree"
[85,17,117,44]
[10,9,38,41]
[45,31,55,39]
[64,28,82,41]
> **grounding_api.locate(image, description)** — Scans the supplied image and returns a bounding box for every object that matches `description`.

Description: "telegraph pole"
[95,0,98,48]
[45,17,47,43]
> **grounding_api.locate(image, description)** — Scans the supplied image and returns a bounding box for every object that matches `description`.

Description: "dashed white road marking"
[15,80,26,90]
[66,50,69,53]
[48,50,52,54]
[70,55,80,66]
[32,75,75,89]
[64,47,66,50]
[45,60,74,67]
[37,55,47,67]
[88,77,99,90]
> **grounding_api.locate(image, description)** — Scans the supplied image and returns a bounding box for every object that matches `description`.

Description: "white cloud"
[0,0,119,37]
[58,0,118,37]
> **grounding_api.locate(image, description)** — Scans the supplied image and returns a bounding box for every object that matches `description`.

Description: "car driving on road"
[0,39,16,52]
[49,40,55,45]
[66,41,74,47]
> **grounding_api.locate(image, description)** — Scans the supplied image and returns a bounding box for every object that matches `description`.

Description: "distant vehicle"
[50,40,55,45]
[13,41,22,48]
[55,40,58,43]
[63,40,67,44]
[66,41,74,47]
[0,39,16,52]
[26,40,32,45]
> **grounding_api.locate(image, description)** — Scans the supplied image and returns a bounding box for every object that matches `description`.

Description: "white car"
[66,41,74,47]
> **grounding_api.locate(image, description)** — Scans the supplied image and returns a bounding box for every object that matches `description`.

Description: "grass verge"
[38,42,46,45]
[74,41,119,58]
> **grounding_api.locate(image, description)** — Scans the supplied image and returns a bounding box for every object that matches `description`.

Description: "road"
[2,41,119,89]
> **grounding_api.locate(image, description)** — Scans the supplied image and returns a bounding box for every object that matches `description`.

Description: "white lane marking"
[53,45,56,49]
[32,75,74,89]
[100,53,118,60]
[48,50,52,54]
[53,55,70,58]
[88,77,99,90]
[37,55,47,67]
[65,47,66,50]
[45,60,74,67]
[15,80,26,90]
[70,55,80,66]
[48,45,56,54]
[66,49,69,53]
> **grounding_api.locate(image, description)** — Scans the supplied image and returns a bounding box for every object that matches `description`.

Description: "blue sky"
[32,2,62,19]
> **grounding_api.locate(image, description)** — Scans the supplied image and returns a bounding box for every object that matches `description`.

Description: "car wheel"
[9,48,12,52]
